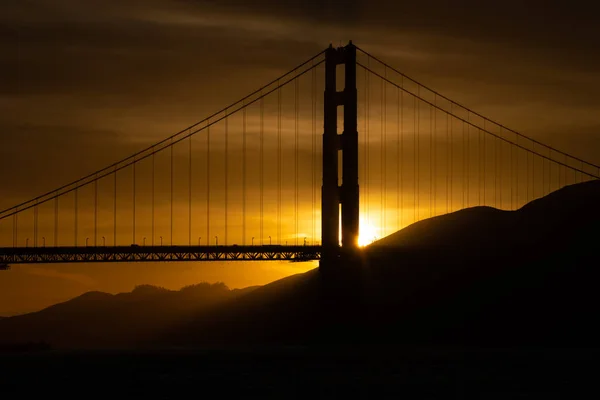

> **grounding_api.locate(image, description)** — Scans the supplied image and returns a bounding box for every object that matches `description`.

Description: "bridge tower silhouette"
[322,42,359,267]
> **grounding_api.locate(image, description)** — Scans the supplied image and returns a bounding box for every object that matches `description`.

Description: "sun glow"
[358,220,379,247]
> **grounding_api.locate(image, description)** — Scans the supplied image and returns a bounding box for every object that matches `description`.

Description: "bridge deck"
[0,245,321,265]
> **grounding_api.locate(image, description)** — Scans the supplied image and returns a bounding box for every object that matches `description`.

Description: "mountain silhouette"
[372,179,600,250]
[1,180,599,349]
[0,283,258,348]
[163,180,600,347]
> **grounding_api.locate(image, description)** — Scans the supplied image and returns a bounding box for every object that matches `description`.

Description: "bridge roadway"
[0,245,321,267]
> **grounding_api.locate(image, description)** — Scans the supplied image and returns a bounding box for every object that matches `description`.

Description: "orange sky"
[1,0,599,315]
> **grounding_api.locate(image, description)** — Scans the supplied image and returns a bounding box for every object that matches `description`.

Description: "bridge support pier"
[320,41,359,270]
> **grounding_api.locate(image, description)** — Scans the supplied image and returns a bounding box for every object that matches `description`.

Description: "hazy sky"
[1,0,599,314]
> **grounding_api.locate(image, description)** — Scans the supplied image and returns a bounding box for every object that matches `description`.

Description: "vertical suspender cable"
[133,163,136,245]
[516,135,519,208]
[483,123,486,206]
[563,154,567,187]
[152,151,155,246]
[462,120,466,209]
[448,107,451,213]
[534,143,538,199]
[381,71,385,236]
[170,139,174,245]
[207,124,210,245]
[557,153,560,190]
[542,145,545,196]
[536,142,540,196]
[495,134,498,208]
[75,188,78,246]
[548,149,551,193]
[558,155,563,188]
[277,84,281,245]
[549,149,553,193]
[294,78,299,245]
[496,134,499,207]
[363,62,367,228]
[532,141,535,200]
[549,150,553,192]
[547,150,550,194]
[189,134,192,246]
[413,96,417,223]
[532,144,537,197]
[278,83,282,245]
[95,175,98,246]
[13,213,17,247]
[526,139,529,202]
[366,57,370,227]
[553,151,557,191]
[311,68,316,244]
[400,81,404,228]
[33,202,37,247]
[416,88,420,222]
[508,128,513,209]
[113,168,116,246]
[492,137,502,208]
[479,128,482,206]
[397,85,401,230]
[242,108,246,245]
[225,111,228,246]
[430,97,434,217]
[466,115,470,207]
[54,194,59,246]
[260,95,264,245]
[553,151,556,188]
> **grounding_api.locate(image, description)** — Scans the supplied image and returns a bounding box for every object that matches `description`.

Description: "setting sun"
[358,221,379,247]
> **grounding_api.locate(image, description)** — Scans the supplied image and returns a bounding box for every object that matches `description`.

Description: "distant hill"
[2,180,599,349]
[0,283,258,348]
[372,179,600,250]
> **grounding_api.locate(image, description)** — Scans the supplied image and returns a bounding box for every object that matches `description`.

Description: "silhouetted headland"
[0,283,258,349]
[1,180,599,350]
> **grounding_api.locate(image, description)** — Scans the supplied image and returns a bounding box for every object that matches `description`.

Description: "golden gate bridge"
[1,42,598,269]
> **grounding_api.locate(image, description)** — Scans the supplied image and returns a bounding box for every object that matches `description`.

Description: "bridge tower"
[321,41,359,269]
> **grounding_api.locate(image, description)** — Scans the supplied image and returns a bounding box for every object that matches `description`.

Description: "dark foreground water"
[1,347,599,398]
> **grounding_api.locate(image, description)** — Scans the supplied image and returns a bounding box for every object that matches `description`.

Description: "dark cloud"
[1,0,598,184]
